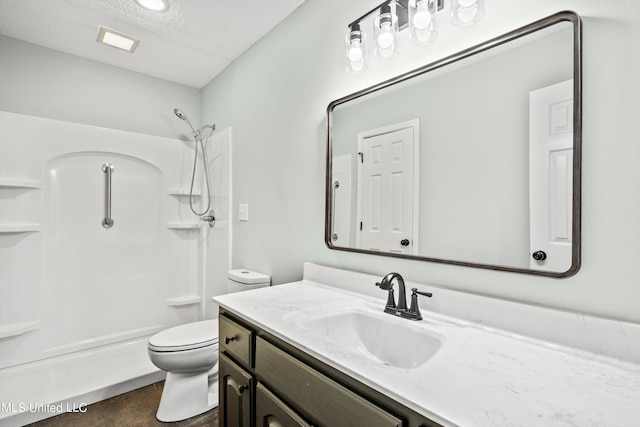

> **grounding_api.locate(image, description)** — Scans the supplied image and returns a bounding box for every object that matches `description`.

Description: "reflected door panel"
[529,80,573,272]
[357,124,416,254]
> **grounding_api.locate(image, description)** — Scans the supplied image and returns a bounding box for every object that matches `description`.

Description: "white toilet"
[147,269,270,422]
[148,319,219,422]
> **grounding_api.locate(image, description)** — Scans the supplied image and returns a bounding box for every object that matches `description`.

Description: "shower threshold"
[0,337,164,426]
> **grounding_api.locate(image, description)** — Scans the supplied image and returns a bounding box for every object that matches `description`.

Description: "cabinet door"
[256,337,403,427]
[256,383,312,427]
[220,352,254,427]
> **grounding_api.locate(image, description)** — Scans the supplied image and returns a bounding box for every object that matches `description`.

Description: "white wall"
[0,35,200,139]
[201,0,640,323]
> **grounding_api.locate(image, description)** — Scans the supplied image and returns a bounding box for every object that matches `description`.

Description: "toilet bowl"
[147,319,219,422]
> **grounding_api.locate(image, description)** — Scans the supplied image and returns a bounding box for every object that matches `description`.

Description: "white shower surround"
[0,111,230,425]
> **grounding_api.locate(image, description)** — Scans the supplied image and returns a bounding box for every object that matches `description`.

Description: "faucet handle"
[413,288,433,298]
[407,288,433,321]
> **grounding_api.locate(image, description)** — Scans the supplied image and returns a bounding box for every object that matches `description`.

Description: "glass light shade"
[409,0,438,45]
[345,25,368,74]
[373,5,398,60]
[450,0,485,26]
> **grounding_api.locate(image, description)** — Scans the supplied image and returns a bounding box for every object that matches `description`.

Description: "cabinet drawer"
[256,382,312,427]
[255,337,403,427]
[220,314,254,368]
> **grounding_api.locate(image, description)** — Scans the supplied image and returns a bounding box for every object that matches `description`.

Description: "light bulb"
[412,1,432,30]
[377,22,395,50]
[348,41,364,62]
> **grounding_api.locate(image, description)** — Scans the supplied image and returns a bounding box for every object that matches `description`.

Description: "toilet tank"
[226,269,271,294]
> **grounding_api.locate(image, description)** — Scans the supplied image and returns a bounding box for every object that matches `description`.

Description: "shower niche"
[166,190,203,230]
[0,179,43,341]
[0,180,42,232]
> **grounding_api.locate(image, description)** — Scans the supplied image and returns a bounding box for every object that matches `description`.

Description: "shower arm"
[197,124,215,133]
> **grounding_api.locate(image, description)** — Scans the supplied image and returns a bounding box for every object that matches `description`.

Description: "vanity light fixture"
[344,0,485,73]
[96,26,140,53]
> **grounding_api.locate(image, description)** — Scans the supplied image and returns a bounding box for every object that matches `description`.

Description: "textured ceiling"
[0,0,306,88]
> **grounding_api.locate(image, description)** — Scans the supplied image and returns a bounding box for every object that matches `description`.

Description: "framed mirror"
[326,11,581,277]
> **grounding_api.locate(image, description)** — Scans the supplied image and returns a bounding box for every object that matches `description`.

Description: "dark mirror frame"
[325,11,582,278]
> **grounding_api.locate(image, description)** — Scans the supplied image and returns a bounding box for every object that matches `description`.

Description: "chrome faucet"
[376,272,432,320]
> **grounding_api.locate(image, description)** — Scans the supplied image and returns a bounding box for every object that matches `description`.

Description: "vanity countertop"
[213,265,640,427]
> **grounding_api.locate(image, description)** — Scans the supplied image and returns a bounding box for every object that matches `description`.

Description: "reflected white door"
[529,80,573,272]
[356,120,418,254]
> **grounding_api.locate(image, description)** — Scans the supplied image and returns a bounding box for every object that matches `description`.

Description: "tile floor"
[26,382,219,427]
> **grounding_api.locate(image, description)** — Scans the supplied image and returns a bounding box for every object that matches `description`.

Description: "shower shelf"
[0,180,41,189]
[166,295,201,307]
[167,189,202,197]
[0,224,41,233]
[166,223,200,230]
[0,321,40,339]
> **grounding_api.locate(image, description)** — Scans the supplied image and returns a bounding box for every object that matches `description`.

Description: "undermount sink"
[293,304,444,369]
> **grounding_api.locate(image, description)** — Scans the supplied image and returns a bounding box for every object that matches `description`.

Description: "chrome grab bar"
[331,180,340,242]
[102,163,114,228]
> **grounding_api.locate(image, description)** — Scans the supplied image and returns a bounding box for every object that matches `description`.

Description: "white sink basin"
[293,304,444,369]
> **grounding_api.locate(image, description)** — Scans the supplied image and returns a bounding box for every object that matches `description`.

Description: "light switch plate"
[239,204,249,221]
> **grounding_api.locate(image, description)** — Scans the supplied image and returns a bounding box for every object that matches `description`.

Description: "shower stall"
[0,110,230,425]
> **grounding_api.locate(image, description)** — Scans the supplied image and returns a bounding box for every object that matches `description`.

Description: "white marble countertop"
[213,265,640,427]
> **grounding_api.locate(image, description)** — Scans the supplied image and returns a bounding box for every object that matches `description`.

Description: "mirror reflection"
[326,12,581,277]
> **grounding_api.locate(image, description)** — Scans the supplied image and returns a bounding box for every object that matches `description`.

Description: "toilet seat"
[149,319,218,352]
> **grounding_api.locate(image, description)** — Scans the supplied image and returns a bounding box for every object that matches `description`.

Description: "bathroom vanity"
[213,264,640,427]
[219,312,435,427]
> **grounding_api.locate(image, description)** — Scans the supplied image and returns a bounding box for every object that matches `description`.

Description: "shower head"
[173,107,196,135]
[173,108,188,121]
[174,108,215,138]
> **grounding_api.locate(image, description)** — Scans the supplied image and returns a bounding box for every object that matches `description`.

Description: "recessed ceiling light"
[96,26,140,53]
[134,0,169,12]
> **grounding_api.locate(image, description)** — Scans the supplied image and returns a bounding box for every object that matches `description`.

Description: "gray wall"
[0,35,200,139]
[202,0,640,323]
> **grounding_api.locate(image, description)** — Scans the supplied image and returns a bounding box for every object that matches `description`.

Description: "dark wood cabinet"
[220,352,254,427]
[255,336,402,427]
[219,310,441,427]
[255,383,312,427]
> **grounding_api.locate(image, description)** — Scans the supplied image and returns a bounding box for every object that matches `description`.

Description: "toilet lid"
[149,319,218,352]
